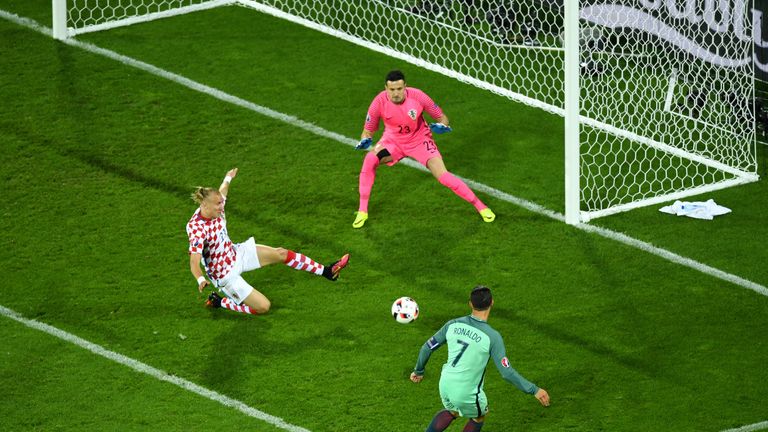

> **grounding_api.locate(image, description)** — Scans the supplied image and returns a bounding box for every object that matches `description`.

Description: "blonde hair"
[191,187,220,205]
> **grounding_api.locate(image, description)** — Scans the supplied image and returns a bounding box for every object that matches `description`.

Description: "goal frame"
[51,0,760,224]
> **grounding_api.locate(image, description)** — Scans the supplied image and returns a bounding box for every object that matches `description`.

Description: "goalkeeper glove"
[429,123,452,134]
[356,137,373,150]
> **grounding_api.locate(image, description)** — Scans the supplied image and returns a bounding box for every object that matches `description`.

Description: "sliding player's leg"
[256,244,349,281]
[212,275,266,315]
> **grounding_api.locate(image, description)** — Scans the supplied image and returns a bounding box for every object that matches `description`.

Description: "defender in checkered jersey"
[186,168,350,316]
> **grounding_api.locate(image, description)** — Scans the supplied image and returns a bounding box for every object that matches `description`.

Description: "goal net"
[576,0,758,220]
[58,0,234,37]
[55,0,759,222]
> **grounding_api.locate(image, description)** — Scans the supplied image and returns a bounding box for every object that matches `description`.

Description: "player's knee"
[255,299,271,314]
[274,247,288,261]
[362,151,380,171]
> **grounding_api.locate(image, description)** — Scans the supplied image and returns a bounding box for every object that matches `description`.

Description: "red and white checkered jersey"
[186,205,236,281]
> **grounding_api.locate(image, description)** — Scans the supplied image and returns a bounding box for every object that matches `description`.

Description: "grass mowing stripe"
[1,8,765,300]
[0,304,312,432]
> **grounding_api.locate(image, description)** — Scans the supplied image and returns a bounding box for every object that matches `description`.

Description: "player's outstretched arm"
[190,253,210,293]
[219,167,238,197]
[535,388,550,406]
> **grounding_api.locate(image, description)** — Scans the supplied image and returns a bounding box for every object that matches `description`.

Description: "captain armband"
[426,337,441,350]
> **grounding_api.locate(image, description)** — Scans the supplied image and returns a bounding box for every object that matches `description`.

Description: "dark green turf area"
[1,3,767,431]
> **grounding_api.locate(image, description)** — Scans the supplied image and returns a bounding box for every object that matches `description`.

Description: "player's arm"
[434,114,449,128]
[189,253,210,293]
[489,336,550,406]
[429,113,451,134]
[357,98,381,150]
[411,322,450,382]
[361,129,374,140]
[489,334,541,394]
[415,89,451,133]
[219,168,238,198]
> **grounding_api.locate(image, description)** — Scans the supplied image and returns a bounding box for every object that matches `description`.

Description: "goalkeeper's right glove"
[356,137,373,150]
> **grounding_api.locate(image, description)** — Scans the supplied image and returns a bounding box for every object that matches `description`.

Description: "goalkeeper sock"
[358,151,380,213]
[462,419,484,432]
[220,298,258,315]
[284,250,325,276]
[426,410,456,432]
[438,172,486,211]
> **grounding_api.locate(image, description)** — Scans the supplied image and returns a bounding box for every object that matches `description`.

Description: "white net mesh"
[240,0,567,111]
[67,0,228,33]
[65,0,758,220]
[578,0,757,217]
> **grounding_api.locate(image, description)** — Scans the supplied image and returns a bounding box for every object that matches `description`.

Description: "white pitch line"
[0,304,311,432]
[2,9,768,432]
[721,421,768,432]
[2,10,767,300]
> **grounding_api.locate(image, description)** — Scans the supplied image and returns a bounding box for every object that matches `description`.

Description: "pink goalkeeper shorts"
[378,136,442,167]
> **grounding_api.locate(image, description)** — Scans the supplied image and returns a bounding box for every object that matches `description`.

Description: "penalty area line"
[1,8,766,299]
[0,304,312,432]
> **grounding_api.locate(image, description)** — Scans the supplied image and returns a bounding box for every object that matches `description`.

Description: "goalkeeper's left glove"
[429,123,452,134]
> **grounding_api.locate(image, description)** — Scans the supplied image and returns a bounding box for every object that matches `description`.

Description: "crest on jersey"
[408,109,417,120]
[366,114,371,123]
[501,357,510,368]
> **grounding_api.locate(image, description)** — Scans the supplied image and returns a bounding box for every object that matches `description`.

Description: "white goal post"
[52,0,235,39]
[52,0,759,224]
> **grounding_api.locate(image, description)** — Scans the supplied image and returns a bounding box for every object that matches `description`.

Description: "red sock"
[358,152,380,213]
[284,250,325,276]
[220,298,258,315]
[426,410,456,432]
[462,419,484,432]
[438,171,486,211]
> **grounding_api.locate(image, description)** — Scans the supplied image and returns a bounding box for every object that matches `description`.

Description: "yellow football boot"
[480,208,496,223]
[352,211,368,229]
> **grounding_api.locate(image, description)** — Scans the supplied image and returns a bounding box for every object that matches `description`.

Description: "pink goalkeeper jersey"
[364,87,444,146]
[186,202,236,281]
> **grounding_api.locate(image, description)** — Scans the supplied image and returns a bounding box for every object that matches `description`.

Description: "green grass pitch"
[1,2,767,431]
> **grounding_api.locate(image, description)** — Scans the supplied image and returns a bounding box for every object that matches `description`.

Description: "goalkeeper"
[352,70,495,228]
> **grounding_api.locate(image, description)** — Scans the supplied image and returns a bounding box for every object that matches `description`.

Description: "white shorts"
[216,237,262,305]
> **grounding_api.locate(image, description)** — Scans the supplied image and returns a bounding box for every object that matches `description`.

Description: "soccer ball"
[391,296,419,324]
